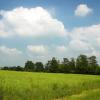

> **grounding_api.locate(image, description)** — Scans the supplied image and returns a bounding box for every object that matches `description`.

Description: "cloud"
[27,45,47,55]
[0,46,22,55]
[0,46,23,66]
[67,24,100,59]
[0,7,66,38]
[68,40,91,51]
[92,50,100,58]
[56,45,67,53]
[96,38,100,46]
[0,6,100,65]
[70,24,100,41]
[75,4,92,17]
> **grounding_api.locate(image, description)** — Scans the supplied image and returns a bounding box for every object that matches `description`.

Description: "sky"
[0,0,100,66]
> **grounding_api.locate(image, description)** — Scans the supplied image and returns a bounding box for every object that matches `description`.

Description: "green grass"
[0,70,100,100]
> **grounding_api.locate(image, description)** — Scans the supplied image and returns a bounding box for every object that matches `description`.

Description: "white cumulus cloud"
[0,46,22,55]
[69,40,91,51]
[0,7,67,38]
[56,45,67,53]
[96,38,100,46]
[70,24,100,41]
[0,46,23,66]
[68,24,100,58]
[27,45,47,55]
[75,4,92,17]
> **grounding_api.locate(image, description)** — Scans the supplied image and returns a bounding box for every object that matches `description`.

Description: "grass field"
[0,70,100,100]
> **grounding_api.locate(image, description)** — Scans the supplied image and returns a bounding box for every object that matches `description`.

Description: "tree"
[61,58,70,73]
[88,56,98,74]
[69,58,76,73]
[50,57,59,72]
[45,57,59,73]
[2,66,9,70]
[76,55,88,73]
[45,61,51,72]
[24,61,34,71]
[95,66,100,75]
[16,66,24,71]
[35,62,44,72]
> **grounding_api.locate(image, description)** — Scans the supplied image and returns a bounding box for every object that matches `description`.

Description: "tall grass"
[0,70,100,100]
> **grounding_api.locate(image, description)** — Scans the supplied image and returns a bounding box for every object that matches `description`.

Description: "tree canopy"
[1,54,100,75]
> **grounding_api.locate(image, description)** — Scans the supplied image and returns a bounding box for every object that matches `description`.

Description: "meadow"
[0,70,100,100]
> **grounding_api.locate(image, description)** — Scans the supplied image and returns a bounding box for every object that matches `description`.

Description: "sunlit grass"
[0,70,100,100]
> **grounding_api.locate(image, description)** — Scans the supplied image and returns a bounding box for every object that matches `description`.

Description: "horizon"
[0,0,100,66]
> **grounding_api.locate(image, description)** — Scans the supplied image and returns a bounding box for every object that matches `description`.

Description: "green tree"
[76,55,88,73]
[88,56,98,74]
[95,66,100,75]
[69,58,76,73]
[45,57,59,73]
[16,66,24,71]
[35,62,44,72]
[24,61,34,71]
[62,58,70,73]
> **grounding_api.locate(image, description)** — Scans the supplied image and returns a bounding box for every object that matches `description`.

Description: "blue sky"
[0,0,100,28]
[0,0,100,66]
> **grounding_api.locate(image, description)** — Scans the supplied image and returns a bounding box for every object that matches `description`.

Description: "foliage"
[1,54,100,75]
[25,61,35,71]
[35,62,44,72]
[76,55,88,74]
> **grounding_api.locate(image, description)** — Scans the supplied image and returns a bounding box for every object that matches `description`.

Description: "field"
[0,70,100,100]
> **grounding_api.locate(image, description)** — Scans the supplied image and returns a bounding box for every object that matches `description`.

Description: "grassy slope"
[0,70,100,100]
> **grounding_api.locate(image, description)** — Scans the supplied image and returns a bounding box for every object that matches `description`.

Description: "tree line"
[1,54,100,75]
